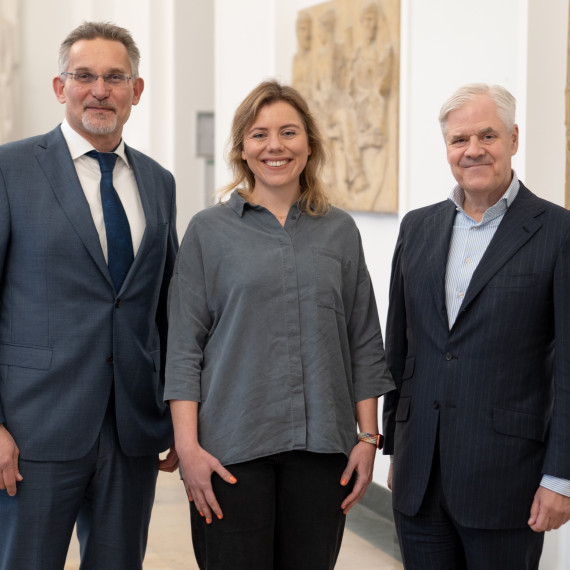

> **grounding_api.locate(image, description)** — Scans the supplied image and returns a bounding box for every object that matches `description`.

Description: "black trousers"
[393,442,544,570]
[190,450,351,570]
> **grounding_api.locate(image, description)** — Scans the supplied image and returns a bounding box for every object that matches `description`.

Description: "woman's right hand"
[177,443,237,524]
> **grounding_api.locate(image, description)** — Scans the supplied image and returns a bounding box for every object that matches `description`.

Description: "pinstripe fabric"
[445,176,570,499]
[383,182,570,532]
[393,442,544,570]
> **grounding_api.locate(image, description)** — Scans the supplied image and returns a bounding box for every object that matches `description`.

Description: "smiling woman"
[240,100,311,219]
[164,79,394,570]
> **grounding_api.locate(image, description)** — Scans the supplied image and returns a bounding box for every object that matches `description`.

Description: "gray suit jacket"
[0,126,178,461]
[383,183,570,528]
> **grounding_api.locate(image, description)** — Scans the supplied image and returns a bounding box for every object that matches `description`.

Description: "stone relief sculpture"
[292,0,399,213]
[0,0,19,144]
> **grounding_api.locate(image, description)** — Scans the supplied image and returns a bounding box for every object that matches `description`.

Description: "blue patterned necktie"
[86,150,134,291]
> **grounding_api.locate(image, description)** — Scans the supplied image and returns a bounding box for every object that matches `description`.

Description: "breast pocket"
[312,247,347,315]
[488,273,537,288]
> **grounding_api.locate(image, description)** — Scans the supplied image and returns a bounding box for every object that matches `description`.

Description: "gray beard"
[82,113,117,135]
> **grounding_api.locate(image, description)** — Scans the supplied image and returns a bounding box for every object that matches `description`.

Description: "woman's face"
[241,101,311,196]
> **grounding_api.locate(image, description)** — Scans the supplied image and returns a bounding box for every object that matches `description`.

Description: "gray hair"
[58,21,141,77]
[438,83,516,137]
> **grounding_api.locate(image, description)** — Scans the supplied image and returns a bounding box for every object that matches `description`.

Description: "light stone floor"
[65,470,403,569]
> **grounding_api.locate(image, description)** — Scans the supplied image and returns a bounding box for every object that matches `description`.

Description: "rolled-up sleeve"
[164,221,212,402]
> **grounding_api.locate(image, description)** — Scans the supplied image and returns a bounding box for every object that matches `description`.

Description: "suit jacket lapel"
[120,145,158,291]
[34,127,113,287]
[458,185,544,317]
[424,201,457,329]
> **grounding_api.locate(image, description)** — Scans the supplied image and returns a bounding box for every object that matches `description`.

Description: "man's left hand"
[158,446,179,473]
[528,486,570,532]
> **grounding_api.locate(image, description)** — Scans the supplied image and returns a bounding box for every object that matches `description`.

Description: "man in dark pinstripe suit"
[383,83,570,569]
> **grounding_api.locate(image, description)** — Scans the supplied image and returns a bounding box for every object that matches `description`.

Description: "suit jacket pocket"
[492,407,547,442]
[395,396,410,422]
[0,343,53,370]
[488,273,536,288]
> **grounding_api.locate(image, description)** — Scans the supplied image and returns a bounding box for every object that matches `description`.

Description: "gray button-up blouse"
[164,191,394,466]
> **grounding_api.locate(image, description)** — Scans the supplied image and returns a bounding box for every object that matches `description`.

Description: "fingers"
[0,426,22,496]
[195,466,237,523]
[340,442,375,514]
[387,463,393,491]
[214,464,238,487]
[340,463,355,489]
[341,476,369,514]
[528,486,570,532]
[159,447,180,473]
[0,468,22,497]
[189,484,225,524]
[183,467,237,525]
[527,494,540,529]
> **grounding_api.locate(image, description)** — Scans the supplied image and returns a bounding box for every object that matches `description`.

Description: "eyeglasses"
[61,72,133,85]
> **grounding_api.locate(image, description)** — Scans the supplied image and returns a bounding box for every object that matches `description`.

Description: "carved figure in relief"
[292,12,314,102]
[345,1,395,202]
[350,2,393,149]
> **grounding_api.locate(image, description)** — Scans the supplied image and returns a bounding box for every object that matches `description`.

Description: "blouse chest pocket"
[312,247,348,316]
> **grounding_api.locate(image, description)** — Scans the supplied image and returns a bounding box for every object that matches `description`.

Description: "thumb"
[528,494,540,526]
[340,463,355,487]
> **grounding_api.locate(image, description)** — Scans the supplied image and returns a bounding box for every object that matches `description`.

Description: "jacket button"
[433,401,440,409]
[107,355,114,364]
[445,352,453,361]
[115,299,122,308]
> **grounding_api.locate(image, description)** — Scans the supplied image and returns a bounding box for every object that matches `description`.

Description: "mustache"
[460,159,492,167]
[83,101,117,112]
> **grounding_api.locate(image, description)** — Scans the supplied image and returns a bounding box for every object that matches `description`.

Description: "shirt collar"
[60,119,130,168]
[448,170,520,221]
[226,189,302,219]
[227,190,248,217]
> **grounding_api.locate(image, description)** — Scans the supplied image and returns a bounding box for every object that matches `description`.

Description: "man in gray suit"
[383,84,570,569]
[0,22,178,569]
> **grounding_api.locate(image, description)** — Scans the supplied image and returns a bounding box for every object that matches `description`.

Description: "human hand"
[387,463,393,491]
[340,441,376,515]
[0,425,23,496]
[528,486,570,532]
[178,444,237,524]
[159,445,179,473]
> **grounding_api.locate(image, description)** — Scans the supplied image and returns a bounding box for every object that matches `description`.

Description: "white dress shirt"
[60,119,146,262]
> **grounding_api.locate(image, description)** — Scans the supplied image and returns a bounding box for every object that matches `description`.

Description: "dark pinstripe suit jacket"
[382,183,570,529]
